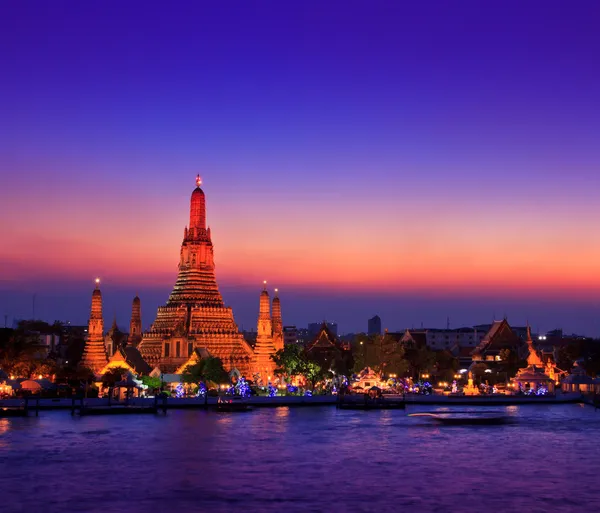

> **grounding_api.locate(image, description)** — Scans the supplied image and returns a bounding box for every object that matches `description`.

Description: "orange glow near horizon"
[2,180,600,299]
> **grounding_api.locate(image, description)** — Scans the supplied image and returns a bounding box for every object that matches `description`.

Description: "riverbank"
[0,392,584,412]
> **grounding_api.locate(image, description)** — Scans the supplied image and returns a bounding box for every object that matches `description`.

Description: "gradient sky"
[1,1,599,335]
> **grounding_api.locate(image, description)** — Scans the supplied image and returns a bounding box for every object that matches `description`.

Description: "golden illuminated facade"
[81,280,109,373]
[252,284,277,381]
[272,289,283,352]
[138,176,254,374]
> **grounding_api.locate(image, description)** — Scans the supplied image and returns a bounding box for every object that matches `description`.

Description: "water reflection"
[0,405,599,512]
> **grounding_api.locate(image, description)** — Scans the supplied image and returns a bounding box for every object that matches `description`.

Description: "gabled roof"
[123,347,152,375]
[401,329,427,346]
[472,319,521,357]
[306,322,339,352]
[175,347,211,374]
[100,346,152,376]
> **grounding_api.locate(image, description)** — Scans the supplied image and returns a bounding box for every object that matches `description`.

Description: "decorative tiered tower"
[253,282,277,381]
[81,279,108,373]
[272,288,283,352]
[129,295,142,346]
[138,176,254,374]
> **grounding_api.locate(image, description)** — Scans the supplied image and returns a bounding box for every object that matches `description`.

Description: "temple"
[104,316,126,357]
[129,295,142,347]
[252,282,277,382]
[81,279,109,373]
[138,176,254,374]
[272,289,283,352]
[471,319,523,362]
[513,325,555,392]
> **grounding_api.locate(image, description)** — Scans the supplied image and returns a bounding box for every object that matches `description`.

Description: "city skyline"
[1,1,599,335]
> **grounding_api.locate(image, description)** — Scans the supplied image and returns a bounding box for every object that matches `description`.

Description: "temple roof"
[472,319,521,357]
[515,365,551,382]
[175,347,211,374]
[306,322,340,351]
[100,346,152,376]
[401,329,427,346]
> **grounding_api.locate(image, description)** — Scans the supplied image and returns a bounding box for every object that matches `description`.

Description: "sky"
[1,1,599,335]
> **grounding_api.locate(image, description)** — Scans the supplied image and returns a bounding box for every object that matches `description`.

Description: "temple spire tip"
[196,174,202,187]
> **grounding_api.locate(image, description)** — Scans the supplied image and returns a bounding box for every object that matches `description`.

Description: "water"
[1,404,599,512]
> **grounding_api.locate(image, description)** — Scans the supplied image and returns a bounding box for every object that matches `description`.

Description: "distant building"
[283,325,298,345]
[309,322,338,338]
[296,328,310,345]
[368,315,381,336]
[425,328,485,351]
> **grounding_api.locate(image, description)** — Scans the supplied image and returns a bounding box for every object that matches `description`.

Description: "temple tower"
[253,282,276,381]
[81,279,108,373]
[139,176,254,374]
[272,288,283,352]
[525,324,543,366]
[129,295,142,346]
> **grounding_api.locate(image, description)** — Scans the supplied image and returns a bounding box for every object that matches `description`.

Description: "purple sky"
[1,1,599,335]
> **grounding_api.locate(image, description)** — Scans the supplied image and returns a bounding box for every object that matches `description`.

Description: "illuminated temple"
[252,284,284,382]
[81,280,109,373]
[138,176,257,375]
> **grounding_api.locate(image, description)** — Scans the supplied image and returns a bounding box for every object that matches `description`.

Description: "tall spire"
[272,288,283,351]
[254,282,276,382]
[81,278,108,373]
[526,321,543,366]
[189,174,206,233]
[258,283,271,335]
[129,295,142,346]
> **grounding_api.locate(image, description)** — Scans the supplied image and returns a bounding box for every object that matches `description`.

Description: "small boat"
[337,392,406,410]
[409,411,510,425]
[0,406,30,418]
[216,397,253,412]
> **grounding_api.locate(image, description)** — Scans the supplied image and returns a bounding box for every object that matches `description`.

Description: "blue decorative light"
[268,384,277,397]
[196,382,207,397]
[304,390,313,397]
[235,377,251,397]
[175,382,184,398]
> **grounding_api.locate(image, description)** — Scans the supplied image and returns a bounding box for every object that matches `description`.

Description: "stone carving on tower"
[81,279,109,373]
[138,176,254,374]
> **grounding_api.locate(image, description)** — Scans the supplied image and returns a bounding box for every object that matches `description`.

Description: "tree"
[378,334,409,377]
[101,367,129,387]
[181,362,204,384]
[201,357,229,384]
[271,344,305,381]
[140,375,162,390]
[302,360,325,390]
[433,350,459,382]
[404,342,436,379]
[181,357,228,386]
[498,348,524,378]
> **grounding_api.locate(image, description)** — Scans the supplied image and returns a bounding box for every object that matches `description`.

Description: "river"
[1,404,599,512]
